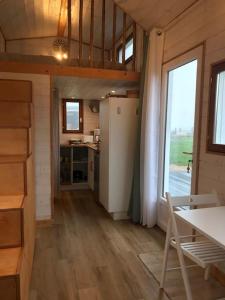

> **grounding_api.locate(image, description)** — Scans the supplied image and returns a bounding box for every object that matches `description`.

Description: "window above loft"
[117,34,134,64]
[62,99,83,133]
[208,61,225,153]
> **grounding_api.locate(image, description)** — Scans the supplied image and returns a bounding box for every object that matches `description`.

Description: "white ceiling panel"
[114,0,199,30]
[54,75,138,99]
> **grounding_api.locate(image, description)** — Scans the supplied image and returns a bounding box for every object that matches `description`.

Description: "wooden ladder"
[0,79,35,300]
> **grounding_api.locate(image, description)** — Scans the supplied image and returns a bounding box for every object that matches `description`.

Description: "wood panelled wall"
[6,38,108,61]
[0,1,143,71]
[0,30,5,52]
[162,0,225,273]
[163,0,225,202]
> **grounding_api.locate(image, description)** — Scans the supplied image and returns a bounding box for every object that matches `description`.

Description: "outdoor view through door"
[163,60,198,197]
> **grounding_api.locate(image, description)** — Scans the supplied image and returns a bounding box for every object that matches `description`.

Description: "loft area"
[0,0,143,71]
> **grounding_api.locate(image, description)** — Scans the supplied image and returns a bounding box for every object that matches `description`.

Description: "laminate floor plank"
[30,191,170,300]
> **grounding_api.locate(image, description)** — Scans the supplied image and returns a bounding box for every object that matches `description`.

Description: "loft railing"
[57,0,137,71]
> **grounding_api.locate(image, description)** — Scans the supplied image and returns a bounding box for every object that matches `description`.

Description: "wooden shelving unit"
[60,145,96,190]
[0,79,35,300]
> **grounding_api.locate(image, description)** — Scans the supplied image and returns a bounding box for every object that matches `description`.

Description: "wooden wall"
[162,0,225,272]
[59,98,99,144]
[0,72,51,221]
[113,24,143,71]
[163,0,225,202]
[0,30,4,52]
[6,37,109,62]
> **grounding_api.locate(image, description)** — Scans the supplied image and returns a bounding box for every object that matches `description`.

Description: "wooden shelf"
[0,247,21,277]
[0,195,24,210]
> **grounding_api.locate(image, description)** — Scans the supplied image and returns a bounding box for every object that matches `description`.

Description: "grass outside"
[170,135,193,166]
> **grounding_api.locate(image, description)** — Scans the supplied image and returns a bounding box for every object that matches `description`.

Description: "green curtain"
[128,34,149,223]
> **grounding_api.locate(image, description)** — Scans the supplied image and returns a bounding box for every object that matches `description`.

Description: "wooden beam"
[67,0,71,58]
[102,0,105,68]
[79,0,83,63]
[0,60,140,81]
[89,0,94,66]
[57,0,67,37]
[0,26,6,52]
[6,35,105,51]
[132,22,136,71]
[122,12,126,65]
[112,3,117,63]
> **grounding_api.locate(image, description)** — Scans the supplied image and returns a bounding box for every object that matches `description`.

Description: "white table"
[175,206,225,250]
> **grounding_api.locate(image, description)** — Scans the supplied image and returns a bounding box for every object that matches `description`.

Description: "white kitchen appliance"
[99,97,139,220]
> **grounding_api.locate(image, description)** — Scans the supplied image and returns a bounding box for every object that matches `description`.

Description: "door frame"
[157,46,204,231]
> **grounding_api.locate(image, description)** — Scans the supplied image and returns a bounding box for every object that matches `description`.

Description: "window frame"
[208,61,225,154]
[117,33,134,65]
[62,99,83,134]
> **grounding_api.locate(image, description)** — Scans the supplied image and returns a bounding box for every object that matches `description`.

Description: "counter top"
[60,143,99,152]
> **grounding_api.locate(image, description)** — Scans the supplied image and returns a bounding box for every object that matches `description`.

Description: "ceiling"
[114,0,199,30]
[54,75,138,99]
[0,0,132,49]
[0,0,198,50]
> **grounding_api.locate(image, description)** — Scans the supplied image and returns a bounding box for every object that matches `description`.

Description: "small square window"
[62,99,83,133]
[117,34,134,64]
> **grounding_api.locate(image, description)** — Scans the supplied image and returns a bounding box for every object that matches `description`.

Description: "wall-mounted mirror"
[208,61,225,153]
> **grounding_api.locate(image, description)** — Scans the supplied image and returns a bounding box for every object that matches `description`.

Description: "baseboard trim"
[36,219,53,227]
[110,211,130,221]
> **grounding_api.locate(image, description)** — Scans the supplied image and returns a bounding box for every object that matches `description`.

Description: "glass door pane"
[163,60,198,197]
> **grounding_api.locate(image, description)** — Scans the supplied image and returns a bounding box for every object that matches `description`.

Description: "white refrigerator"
[99,97,139,220]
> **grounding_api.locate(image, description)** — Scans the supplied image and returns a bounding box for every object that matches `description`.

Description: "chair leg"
[160,218,172,289]
[204,265,211,280]
[176,245,193,300]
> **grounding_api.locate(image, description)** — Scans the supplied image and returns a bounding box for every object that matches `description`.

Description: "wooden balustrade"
[58,0,138,70]
[79,0,83,64]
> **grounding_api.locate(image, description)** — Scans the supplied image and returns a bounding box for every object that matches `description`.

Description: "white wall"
[59,98,99,144]
[0,30,5,52]
[163,0,225,202]
[0,72,51,221]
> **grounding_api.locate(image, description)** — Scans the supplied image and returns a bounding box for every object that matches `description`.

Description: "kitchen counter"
[60,143,99,152]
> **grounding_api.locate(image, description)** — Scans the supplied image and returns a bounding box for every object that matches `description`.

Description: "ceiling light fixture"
[53,38,69,61]
[111,90,116,93]
[63,53,68,59]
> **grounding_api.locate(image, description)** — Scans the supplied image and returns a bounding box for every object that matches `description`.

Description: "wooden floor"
[30,190,169,300]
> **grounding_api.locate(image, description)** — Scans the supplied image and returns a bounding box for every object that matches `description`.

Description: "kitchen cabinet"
[60,145,98,190]
[88,148,94,191]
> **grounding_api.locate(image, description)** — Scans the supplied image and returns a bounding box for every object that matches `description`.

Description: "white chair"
[160,192,225,300]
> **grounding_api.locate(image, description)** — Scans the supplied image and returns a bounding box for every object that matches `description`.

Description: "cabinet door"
[88,148,94,190]
[60,147,72,185]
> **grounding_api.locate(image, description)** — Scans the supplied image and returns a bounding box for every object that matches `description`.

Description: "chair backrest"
[166,191,220,209]
[165,191,220,240]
